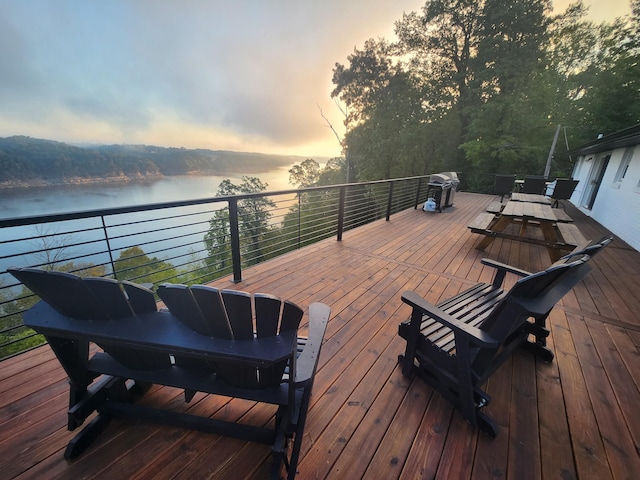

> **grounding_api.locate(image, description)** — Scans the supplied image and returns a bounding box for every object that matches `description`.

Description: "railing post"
[100,216,118,279]
[229,198,242,283]
[297,192,301,250]
[337,186,346,241]
[386,181,394,221]
[414,178,423,209]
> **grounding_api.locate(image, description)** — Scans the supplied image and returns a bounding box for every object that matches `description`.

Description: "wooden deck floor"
[2,192,640,479]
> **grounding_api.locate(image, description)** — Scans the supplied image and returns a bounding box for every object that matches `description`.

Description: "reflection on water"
[0,165,293,220]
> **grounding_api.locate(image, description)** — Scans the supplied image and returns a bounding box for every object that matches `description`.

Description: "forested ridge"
[0,136,301,188]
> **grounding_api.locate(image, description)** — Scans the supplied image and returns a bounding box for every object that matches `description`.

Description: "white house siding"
[571,147,640,251]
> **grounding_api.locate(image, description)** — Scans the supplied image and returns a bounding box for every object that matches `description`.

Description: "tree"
[332,40,427,180]
[329,0,638,185]
[204,176,276,271]
[332,38,396,128]
[289,159,321,188]
[318,157,348,185]
[461,0,555,177]
[394,0,484,165]
[577,2,640,137]
[113,246,177,284]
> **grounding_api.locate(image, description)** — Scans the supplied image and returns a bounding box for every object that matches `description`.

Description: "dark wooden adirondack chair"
[549,178,579,208]
[156,284,325,478]
[156,283,307,389]
[521,175,547,194]
[479,236,613,355]
[398,254,593,437]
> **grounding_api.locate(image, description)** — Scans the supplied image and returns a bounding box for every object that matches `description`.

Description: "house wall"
[571,146,640,251]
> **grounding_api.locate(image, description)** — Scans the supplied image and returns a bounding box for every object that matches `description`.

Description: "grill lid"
[429,173,451,184]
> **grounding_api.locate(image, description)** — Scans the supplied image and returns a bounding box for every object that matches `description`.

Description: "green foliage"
[318,158,348,185]
[204,176,277,271]
[114,246,178,284]
[331,0,639,181]
[0,328,46,359]
[289,159,321,188]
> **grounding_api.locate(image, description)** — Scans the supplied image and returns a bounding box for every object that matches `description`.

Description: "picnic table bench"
[10,267,330,480]
[510,193,551,204]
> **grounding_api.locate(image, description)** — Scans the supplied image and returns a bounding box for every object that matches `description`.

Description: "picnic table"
[468,199,587,261]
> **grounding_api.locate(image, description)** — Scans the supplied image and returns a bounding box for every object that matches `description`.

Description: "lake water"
[0,164,294,220]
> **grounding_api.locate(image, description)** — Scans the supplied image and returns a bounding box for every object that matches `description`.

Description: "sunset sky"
[0,1,633,159]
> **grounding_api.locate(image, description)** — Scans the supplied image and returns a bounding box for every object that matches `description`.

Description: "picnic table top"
[501,200,573,223]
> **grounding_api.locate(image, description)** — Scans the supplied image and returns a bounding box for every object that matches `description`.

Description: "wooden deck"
[2,192,639,479]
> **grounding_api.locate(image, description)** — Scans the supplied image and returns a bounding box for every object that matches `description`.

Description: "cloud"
[0,0,630,157]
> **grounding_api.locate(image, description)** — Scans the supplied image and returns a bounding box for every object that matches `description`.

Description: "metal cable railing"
[0,175,437,359]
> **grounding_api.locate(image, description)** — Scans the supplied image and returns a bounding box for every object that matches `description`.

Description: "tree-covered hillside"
[331,0,640,191]
[0,136,302,187]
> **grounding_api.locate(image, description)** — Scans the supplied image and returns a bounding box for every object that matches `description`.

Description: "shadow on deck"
[2,192,639,479]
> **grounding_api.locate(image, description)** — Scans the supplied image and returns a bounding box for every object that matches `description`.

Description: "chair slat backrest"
[84,277,135,320]
[190,285,233,339]
[551,178,579,200]
[122,281,158,315]
[281,300,304,332]
[220,289,254,340]
[494,174,516,200]
[157,284,210,336]
[522,175,547,194]
[159,285,304,389]
[254,293,282,338]
[555,236,613,265]
[9,268,170,369]
[9,268,107,320]
[475,256,591,371]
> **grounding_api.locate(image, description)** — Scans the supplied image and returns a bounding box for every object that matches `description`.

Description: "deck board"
[2,191,639,479]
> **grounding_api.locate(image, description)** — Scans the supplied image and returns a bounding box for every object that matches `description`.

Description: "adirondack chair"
[549,178,579,208]
[10,268,330,480]
[397,254,593,437]
[8,267,170,370]
[521,175,547,194]
[156,284,327,479]
[480,236,612,357]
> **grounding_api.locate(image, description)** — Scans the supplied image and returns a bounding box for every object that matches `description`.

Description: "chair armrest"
[294,302,331,386]
[481,258,532,287]
[401,291,498,348]
[480,258,532,277]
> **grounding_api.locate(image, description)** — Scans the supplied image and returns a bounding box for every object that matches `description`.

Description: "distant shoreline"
[0,173,166,191]
[0,135,310,192]
[0,168,292,191]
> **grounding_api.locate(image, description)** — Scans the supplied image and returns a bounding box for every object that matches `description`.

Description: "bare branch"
[317,104,344,148]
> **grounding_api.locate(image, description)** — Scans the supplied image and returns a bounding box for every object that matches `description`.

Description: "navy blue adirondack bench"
[10,267,330,480]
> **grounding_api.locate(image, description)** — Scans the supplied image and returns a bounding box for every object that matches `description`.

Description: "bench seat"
[556,223,587,248]
[485,201,504,214]
[468,212,497,232]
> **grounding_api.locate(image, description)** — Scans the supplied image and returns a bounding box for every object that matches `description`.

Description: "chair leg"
[477,411,498,439]
[64,413,113,459]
